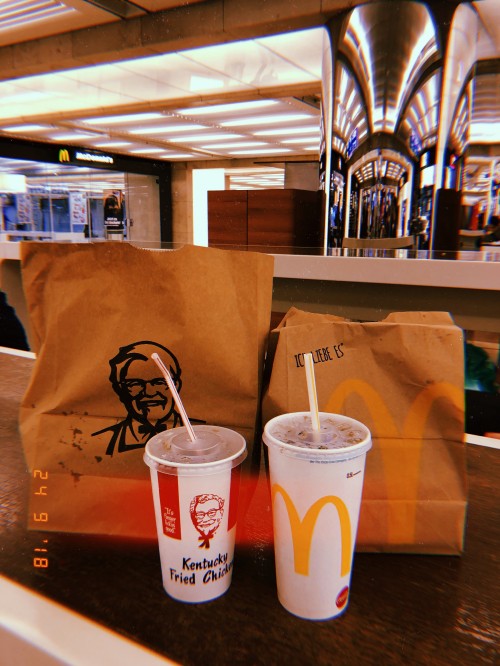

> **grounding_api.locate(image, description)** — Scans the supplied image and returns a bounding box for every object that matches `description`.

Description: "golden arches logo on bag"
[271,484,352,577]
[324,379,463,440]
[324,379,464,544]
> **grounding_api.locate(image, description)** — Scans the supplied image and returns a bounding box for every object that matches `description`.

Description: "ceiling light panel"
[0,74,135,120]
[59,63,188,104]
[202,141,268,149]
[49,131,100,141]
[0,0,77,33]
[254,28,325,79]
[221,113,312,127]
[254,126,319,136]
[167,133,243,143]
[179,100,279,116]
[115,53,252,96]
[128,124,208,135]
[179,39,320,88]
[228,148,291,155]
[1,124,52,133]
[81,112,164,126]
[92,141,133,148]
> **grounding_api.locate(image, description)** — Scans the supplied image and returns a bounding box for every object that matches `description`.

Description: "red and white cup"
[144,425,246,603]
[263,412,372,620]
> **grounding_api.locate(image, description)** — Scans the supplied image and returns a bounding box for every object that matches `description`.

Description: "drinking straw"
[304,352,321,432]
[151,352,197,442]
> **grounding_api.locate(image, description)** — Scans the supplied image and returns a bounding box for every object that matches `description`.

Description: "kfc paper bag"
[263,307,467,554]
[20,242,274,537]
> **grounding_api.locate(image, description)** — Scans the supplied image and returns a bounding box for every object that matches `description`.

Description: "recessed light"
[221,114,311,127]
[160,153,194,159]
[93,141,132,148]
[129,148,165,154]
[81,113,164,125]
[254,126,319,136]
[202,141,268,149]
[169,133,242,143]
[283,137,320,144]
[129,124,207,134]
[50,132,96,141]
[178,100,278,115]
[228,148,292,155]
[1,124,49,132]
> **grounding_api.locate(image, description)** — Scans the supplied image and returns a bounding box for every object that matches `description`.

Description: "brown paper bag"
[262,307,467,554]
[20,242,274,538]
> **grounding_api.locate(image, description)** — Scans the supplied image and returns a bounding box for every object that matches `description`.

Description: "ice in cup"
[144,424,246,603]
[263,412,372,620]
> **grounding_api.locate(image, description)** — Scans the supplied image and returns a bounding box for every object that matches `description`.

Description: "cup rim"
[144,425,247,471]
[263,412,372,460]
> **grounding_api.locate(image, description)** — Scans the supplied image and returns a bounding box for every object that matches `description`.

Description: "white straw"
[304,352,321,432]
[151,352,197,442]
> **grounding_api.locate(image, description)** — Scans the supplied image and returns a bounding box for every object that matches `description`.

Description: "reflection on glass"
[322,0,500,255]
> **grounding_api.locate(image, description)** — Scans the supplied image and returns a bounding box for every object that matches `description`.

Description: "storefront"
[0,137,171,244]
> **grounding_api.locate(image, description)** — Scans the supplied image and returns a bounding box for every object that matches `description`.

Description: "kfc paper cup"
[144,425,246,603]
[263,412,371,620]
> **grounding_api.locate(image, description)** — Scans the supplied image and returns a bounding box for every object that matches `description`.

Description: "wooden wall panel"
[208,191,248,248]
[248,189,323,253]
[208,189,324,253]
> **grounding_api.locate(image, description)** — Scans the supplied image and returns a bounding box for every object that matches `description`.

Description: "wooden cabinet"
[208,189,324,253]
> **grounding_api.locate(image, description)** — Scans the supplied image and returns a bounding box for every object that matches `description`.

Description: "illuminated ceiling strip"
[228,148,291,155]
[82,113,164,125]
[202,141,268,149]
[221,113,311,127]
[129,124,207,134]
[178,100,279,115]
[1,124,50,132]
[254,126,318,136]
[0,0,75,31]
[394,19,437,122]
[347,10,375,130]
[170,133,242,142]
[129,148,165,154]
[93,141,132,147]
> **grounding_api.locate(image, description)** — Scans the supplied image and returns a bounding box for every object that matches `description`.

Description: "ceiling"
[0,0,498,195]
[0,5,324,188]
[0,27,323,162]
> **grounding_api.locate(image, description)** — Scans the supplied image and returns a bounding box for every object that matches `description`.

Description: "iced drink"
[263,412,371,620]
[144,425,246,603]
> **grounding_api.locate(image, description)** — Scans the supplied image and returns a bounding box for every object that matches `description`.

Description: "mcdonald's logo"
[59,148,70,163]
[324,379,464,544]
[271,484,352,577]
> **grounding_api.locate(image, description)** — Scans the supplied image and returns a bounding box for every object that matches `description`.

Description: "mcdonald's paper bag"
[20,242,274,538]
[262,307,467,554]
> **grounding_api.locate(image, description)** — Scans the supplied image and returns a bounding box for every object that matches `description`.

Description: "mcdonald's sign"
[59,148,70,163]
[271,484,352,577]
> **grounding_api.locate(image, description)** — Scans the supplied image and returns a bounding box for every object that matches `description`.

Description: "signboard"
[346,128,358,159]
[103,190,124,227]
[410,131,422,156]
[58,148,114,166]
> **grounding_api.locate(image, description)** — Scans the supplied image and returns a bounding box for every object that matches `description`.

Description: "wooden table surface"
[1,352,499,666]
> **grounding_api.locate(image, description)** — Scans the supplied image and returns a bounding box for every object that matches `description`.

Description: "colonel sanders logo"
[190,494,224,549]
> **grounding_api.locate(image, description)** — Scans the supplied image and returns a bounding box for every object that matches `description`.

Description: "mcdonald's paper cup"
[263,412,372,620]
[144,425,246,603]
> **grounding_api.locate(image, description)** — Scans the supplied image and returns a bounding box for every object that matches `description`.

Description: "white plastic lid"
[263,412,371,461]
[144,424,247,473]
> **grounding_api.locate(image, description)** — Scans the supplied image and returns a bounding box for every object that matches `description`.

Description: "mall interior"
[0,0,499,429]
[0,3,499,664]
[0,0,498,251]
